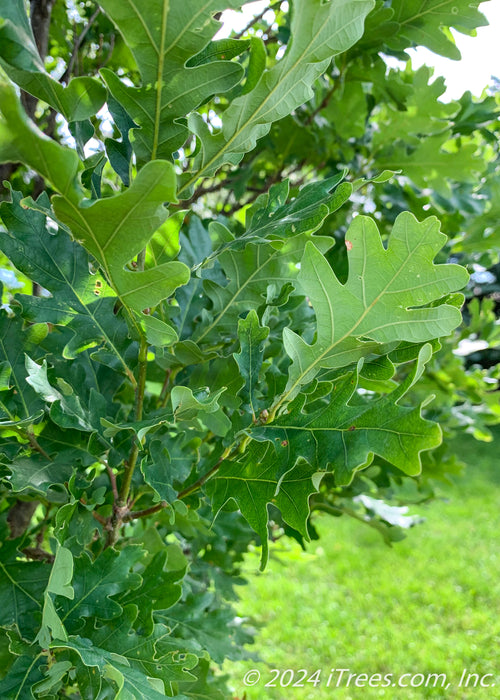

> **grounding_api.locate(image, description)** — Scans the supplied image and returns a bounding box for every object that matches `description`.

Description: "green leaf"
[0,310,46,421]
[44,546,74,600]
[0,540,49,641]
[321,80,369,140]
[0,77,82,203]
[182,0,374,193]
[137,313,178,348]
[253,344,442,486]
[104,95,135,186]
[190,357,244,411]
[0,0,105,120]
[0,650,44,699]
[53,160,190,315]
[54,502,101,553]
[171,386,231,437]
[32,660,72,696]
[57,547,142,631]
[89,605,199,692]
[117,551,185,635]
[378,131,482,198]
[281,212,469,401]
[142,437,199,504]
[161,593,253,664]
[36,546,74,648]
[198,174,350,267]
[25,357,95,432]
[0,361,11,391]
[6,454,75,500]
[207,442,321,568]
[372,66,458,146]
[242,36,267,95]
[234,310,269,418]
[99,0,246,164]
[186,37,251,68]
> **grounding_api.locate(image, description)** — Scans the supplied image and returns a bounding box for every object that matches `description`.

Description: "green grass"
[225,432,500,699]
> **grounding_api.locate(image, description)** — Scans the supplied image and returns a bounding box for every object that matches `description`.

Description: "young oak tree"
[0,0,499,697]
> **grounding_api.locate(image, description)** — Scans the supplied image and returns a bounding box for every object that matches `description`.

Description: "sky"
[219,1,500,100]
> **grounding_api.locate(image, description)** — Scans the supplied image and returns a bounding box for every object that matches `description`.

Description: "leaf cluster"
[0,0,497,697]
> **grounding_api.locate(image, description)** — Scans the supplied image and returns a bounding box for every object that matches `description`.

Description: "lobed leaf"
[207,442,321,568]
[254,345,442,485]
[53,160,191,320]
[282,212,469,400]
[0,540,49,641]
[51,635,176,700]
[234,310,269,419]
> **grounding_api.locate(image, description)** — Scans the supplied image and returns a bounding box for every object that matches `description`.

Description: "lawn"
[225,431,500,699]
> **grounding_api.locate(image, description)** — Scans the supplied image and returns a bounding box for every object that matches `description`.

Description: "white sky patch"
[453,338,491,356]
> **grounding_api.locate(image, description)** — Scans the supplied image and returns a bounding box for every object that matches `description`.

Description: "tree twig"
[123,501,169,521]
[233,2,282,39]
[118,339,148,502]
[181,178,232,207]
[304,61,347,127]
[92,511,107,525]
[106,334,148,546]
[106,464,119,501]
[60,7,101,85]
[177,444,234,500]
[22,547,54,563]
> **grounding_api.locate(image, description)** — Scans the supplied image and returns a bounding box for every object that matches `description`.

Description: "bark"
[21,0,56,118]
[7,501,39,539]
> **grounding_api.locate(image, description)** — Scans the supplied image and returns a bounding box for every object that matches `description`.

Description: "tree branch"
[60,7,102,85]
[304,61,347,127]
[22,547,54,563]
